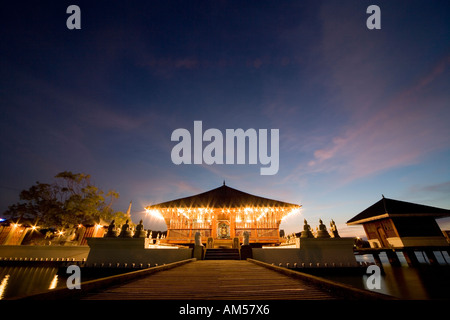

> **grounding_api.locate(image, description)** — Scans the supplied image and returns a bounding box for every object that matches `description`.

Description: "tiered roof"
[145,183,300,209]
[347,197,450,225]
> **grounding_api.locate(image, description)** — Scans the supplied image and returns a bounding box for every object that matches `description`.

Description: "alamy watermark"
[170,121,279,175]
[366,5,381,30]
[66,265,81,289]
[66,4,380,31]
[66,5,81,30]
[365,265,381,290]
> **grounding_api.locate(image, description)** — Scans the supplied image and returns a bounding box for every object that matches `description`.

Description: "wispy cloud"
[410,181,450,195]
[278,2,450,187]
[307,54,450,183]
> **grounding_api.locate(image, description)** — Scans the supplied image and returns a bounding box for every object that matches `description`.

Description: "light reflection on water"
[320,254,450,300]
[1,255,450,300]
[0,274,10,299]
[0,265,64,300]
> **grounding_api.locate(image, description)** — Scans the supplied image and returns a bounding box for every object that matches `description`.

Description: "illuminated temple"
[145,183,301,247]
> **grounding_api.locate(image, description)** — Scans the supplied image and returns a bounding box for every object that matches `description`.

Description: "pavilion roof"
[146,184,300,209]
[347,197,450,225]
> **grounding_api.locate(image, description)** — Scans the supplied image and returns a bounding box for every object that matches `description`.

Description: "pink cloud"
[413,55,450,91]
[306,55,450,184]
[286,3,450,185]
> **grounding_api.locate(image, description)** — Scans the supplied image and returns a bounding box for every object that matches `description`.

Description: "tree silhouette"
[3,171,127,228]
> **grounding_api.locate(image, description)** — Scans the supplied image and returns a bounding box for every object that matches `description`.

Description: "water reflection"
[49,274,59,290]
[321,254,450,299]
[0,274,10,299]
[0,265,62,300]
[359,264,430,299]
[1,258,450,300]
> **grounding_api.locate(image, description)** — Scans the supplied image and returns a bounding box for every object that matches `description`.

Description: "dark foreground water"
[332,253,450,299]
[321,263,450,299]
[0,263,134,300]
[1,254,449,300]
[0,265,63,299]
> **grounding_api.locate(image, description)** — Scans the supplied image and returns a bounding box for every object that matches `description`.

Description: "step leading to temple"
[204,248,240,260]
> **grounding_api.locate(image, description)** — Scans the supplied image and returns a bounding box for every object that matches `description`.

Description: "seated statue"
[330,219,340,238]
[119,219,133,238]
[300,219,314,238]
[104,220,118,238]
[133,219,146,238]
[316,219,331,238]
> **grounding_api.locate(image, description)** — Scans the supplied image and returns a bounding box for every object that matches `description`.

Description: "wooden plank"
[84,260,336,300]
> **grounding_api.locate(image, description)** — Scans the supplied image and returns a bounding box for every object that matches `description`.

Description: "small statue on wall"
[330,219,340,238]
[300,219,314,238]
[105,220,118,238]
[133,219,147,238]
[119,219,133,238]
[316,219,331,238]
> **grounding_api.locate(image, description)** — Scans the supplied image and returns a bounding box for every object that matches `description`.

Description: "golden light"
[0,275,10,300]
[145,208,165,220]
[281,207,301,221]
[48,274,58,290]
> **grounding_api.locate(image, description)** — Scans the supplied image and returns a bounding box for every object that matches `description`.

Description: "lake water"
[0,265,63,299]
[331,253,450,299]
[0,263,134,300]
[1,253,449,300]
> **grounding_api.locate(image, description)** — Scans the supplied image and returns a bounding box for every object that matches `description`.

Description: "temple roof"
[146,184,300,209]
[347,197,450,225]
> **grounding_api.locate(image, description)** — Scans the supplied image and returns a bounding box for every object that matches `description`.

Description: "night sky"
[1,1,449,236]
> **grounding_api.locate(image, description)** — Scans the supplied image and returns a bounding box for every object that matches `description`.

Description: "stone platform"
[85,238,192,267]
[253,237,357,267]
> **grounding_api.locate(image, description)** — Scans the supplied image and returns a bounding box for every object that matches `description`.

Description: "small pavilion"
[347,196,450,249]
[145,183,301,247]
[347,196,450,265]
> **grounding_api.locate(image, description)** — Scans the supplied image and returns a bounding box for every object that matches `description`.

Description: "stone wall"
[85,238,192,266]
[0,245,90,261]
[252,238,357,267]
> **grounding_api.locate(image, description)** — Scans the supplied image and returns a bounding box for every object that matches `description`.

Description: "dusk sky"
[1,1,449,237]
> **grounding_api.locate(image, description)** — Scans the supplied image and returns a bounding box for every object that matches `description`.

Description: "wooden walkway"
[83,260,336,300]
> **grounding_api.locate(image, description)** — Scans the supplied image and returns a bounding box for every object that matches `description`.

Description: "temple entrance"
[217,221,230,239]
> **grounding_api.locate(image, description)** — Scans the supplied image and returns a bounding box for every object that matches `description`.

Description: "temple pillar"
[188,222,192,239]
[230,212,236,238]
[211,219,217,239]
